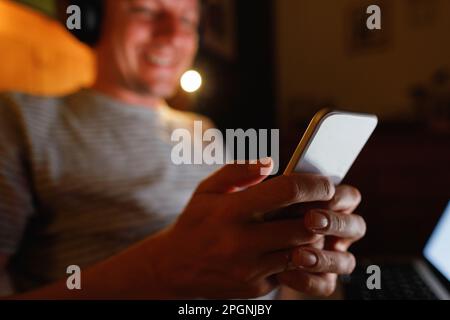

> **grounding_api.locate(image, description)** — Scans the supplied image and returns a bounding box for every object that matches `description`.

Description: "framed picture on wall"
[202,0,237,61]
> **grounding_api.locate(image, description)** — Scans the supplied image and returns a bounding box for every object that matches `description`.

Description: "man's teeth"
[146,55,173,66]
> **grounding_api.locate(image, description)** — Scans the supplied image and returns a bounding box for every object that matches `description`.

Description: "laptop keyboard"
[342,263,439,300]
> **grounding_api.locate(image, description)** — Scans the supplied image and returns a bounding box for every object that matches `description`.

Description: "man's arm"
[2,232,179,300]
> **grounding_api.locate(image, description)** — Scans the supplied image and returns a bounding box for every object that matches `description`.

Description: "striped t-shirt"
[0,89,218,294]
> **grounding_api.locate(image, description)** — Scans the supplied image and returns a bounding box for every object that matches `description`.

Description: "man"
[0,0,365,299]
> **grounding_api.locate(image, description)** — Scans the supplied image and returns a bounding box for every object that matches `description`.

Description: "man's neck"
[91,81,165,109]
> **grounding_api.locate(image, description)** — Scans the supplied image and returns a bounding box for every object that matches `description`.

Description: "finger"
[259,235,327,278]
[247,219,323,252]
[327,185,361,213]
[277,271,338,297]
[258,250,292,278]
[291,247,356,275]
[325,237,354,252]
[304,210,366,240]
[265,185,360,221]
[258,232,329,278]
[311,236,325,250]
[196,159,273,194]
[230,174,335,219]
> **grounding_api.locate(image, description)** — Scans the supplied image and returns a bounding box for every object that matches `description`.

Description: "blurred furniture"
[0,0,95,95]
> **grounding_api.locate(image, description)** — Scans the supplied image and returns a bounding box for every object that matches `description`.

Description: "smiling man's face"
[98,0,200,99]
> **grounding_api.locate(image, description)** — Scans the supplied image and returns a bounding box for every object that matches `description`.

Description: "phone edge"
[283,108,331,175]
[283,109,379,176]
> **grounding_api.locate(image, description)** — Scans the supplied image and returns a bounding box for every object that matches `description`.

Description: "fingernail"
[257,158,273,175]
[307,211,329,230]
[259,157,272,166]
[295,249,318,268]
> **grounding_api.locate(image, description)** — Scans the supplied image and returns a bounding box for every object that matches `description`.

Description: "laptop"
[342,200,450,300]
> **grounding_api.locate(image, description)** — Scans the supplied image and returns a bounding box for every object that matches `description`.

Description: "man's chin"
[135,82,177,99]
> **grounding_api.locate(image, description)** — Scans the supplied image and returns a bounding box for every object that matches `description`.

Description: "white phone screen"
[294,112,378,185]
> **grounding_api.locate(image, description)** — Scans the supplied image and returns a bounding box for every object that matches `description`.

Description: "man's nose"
[153,13,185,45]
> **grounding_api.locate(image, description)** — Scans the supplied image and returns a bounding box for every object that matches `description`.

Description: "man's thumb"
[196,158,274,194]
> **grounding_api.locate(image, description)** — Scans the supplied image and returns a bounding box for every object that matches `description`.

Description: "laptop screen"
[423,201,450,282]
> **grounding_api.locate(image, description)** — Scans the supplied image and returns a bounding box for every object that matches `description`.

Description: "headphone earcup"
[63,0,103,46]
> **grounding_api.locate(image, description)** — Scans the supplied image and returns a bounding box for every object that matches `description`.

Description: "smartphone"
[284,109,378,185]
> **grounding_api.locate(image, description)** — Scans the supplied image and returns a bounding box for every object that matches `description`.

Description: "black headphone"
[60,0,104,47]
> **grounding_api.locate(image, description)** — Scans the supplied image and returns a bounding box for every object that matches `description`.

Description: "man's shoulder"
[0,91,63,111]
[0,91,74,126]
[0,92,71,139]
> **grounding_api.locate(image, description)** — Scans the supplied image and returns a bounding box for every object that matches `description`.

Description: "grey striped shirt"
[0,89,218,293]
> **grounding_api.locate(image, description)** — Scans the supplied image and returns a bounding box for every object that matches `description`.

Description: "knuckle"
[314,249,329,270]
[320,177,335,200]
[337,216,347,234]
[330,213,346,234]
[323,252,337,272]
[280,176,302,203]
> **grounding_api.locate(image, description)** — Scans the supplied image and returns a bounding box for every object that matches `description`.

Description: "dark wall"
[196,0,276,132]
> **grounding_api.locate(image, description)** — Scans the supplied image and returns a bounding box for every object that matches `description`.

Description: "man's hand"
[152,159,336,299]
[277,185,366,297]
